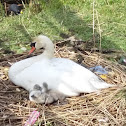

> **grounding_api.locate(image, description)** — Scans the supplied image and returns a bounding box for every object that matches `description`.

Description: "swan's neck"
[9,45,54,80]
[42,43,54,58]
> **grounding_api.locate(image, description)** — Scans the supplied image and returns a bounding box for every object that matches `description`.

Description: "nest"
[0,41,126,126]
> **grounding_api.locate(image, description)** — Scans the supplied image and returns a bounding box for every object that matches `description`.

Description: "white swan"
[9,35,113,97]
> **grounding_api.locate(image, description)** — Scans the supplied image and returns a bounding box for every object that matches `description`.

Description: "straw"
[0,40,126,126]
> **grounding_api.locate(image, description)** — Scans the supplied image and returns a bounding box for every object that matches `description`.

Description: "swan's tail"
[96,81,115,90]
[90,77,115,90]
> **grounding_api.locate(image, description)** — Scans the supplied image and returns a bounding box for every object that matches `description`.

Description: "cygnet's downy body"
[29,82,66,104]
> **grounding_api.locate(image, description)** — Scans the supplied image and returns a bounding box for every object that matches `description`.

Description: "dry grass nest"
[0,41,126,126]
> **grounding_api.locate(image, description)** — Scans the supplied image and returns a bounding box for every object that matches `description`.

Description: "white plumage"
[8,35,113,97]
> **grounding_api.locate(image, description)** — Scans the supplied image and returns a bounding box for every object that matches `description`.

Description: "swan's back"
[12,57,112,95]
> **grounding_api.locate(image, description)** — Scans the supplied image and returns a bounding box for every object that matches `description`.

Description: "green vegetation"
[0,0,126,54]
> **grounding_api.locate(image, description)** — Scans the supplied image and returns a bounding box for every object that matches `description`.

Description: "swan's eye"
[40,47,44,50]
[30,42,36,47]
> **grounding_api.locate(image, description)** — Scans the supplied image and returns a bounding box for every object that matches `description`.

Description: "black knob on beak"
[30,42,36,47]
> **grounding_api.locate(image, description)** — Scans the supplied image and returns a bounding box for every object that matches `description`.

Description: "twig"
[96,10,102,52]
[19,15,32,39]
[21,0,25,8]
[93,0,95,47]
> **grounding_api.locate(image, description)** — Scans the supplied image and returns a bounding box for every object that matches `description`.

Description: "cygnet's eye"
[30,42,36,47]
[31,94,37,99]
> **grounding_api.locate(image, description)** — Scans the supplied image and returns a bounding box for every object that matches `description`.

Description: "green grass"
[0,0,126,54]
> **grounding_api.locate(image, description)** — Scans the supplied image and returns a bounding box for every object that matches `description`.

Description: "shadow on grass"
[14,24,32,42]
[0,24,32,54]
[42,0,125,52]
[1,0,125,54]
[47,1,93,41]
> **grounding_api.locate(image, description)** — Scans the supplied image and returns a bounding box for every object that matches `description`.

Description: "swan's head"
[29,83,48,103]
[29,35,54,57]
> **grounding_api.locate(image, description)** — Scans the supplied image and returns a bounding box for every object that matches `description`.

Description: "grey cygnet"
[29,82,66,104]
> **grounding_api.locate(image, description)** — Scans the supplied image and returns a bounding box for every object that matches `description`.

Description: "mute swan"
[9,35,113,98]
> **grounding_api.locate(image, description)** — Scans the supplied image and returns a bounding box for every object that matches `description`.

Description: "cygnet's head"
[28,35,54,57]
[29,82,48,103]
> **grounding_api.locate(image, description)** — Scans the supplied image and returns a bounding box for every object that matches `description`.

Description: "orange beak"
[28,46,36,55]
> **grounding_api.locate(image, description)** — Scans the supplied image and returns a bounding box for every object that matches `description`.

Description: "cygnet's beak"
[28,46,36,55]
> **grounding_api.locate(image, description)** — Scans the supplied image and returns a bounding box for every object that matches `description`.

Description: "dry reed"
[0,40,126,126]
